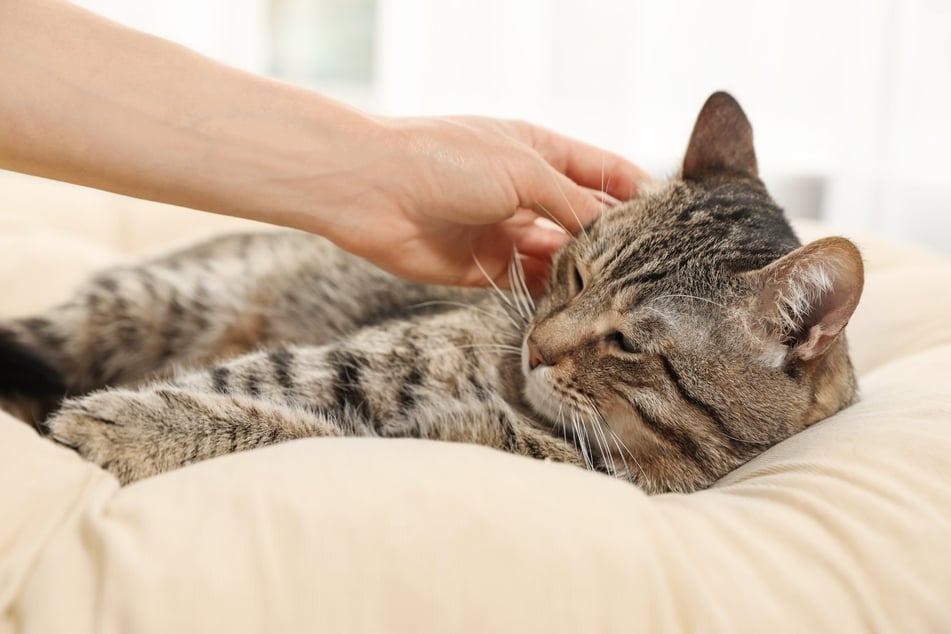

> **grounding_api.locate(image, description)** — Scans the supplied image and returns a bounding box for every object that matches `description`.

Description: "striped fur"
[0,93,864,492]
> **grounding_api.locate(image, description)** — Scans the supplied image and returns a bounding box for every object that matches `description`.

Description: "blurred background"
[57,0,951,253]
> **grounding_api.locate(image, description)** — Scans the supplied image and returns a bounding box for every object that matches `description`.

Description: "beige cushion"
[1,172,950,633]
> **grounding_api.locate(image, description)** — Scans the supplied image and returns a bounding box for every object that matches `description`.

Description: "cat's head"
[522,92,863,493]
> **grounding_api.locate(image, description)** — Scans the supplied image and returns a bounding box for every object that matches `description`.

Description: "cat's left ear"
[682,91,758,181]
[746,237,864,362]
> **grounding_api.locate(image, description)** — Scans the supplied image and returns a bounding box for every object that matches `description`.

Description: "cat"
[0,92,864,493]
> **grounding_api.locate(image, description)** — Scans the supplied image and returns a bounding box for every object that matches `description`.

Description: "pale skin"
[0,0,649,289]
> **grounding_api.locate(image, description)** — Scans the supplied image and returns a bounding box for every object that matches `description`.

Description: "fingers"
[501,215,564,293]
[588,187,622,208]
[506,209,569,258]
[461,213,563,291]
[519,169,607,235]
[517,256,551,296]
[522,123,652,202]
[506,123,650,235]
[470,252,549,296]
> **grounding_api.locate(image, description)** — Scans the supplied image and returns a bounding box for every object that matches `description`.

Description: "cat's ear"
[746,237,864,362]
[682,91,758,182]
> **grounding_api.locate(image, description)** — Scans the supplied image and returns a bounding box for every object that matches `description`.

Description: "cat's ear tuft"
[747,237,864,362]
[682,91,758,182]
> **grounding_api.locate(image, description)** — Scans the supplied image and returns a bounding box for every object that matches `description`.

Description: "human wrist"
[299,113,424,254]
[185,85,391,240]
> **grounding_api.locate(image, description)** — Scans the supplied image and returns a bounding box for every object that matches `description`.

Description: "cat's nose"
[527,338,553,369]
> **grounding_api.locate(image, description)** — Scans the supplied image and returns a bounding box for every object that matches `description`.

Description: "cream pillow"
[0,188,949,632]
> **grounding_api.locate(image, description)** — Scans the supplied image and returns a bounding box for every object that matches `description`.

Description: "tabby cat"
[0,92,864,493]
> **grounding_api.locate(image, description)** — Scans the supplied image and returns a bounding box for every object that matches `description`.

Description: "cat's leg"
[45,341,404,483]
[42,337,400,483]
[48,380,582,486]
[166,328,586,469]
[48,386,344,485]
[47,331,584,484]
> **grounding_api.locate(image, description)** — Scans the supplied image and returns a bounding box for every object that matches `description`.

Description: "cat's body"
[0,93,864,492]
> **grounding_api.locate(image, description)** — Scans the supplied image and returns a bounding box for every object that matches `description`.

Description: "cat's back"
[150,230,491,346]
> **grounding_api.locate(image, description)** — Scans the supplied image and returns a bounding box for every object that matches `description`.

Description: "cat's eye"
[569,261,585,294]
[606,330,640,354]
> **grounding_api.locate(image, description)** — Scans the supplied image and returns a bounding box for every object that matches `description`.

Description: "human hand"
[324,116,651,292]
[0,0,646,289]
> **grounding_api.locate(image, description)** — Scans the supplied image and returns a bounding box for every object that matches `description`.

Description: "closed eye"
[567,260,585,295]
[606,330,640,354]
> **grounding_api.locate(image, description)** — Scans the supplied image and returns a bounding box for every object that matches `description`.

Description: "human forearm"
[0,0,382,233]
[0,0,649,288]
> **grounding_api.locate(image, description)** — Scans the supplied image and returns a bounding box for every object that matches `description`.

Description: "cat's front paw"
[47,390,176,485]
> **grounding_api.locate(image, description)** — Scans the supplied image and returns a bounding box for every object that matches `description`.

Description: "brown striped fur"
[0,93,863,492]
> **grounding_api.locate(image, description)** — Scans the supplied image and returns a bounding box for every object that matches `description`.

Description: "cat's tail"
[0,324,69,429]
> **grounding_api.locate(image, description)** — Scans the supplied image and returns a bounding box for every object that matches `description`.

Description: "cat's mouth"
[521,343,594,432]
[522,364,561,423]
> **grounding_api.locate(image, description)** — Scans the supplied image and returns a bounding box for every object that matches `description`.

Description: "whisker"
[599,155,614,216]
[506,256,530,319]
[573,411,595,471]
[589,412,616,477]
[535,202,572,236]
[640,305,672,321]
[556,401,568,447]
[505,258,520,318]
[580,395,647,484]
[603,428,631,482]
[513,248,536,311]
[410,300,520,329]
[471,251,520,315]
[590,417,610,475]
[584,396,623,476]
[548,174,589,239]
[568,412,583,468]
[470,257,530,328]
[564,412,582,460]
[500,300,529,326]
[570,413,588,470]
[600,153,605,202]
[509,246,536,315]
[652,294,729,311]
[449,343,523,354]
[558,405,581,453]
[603,171,615,203]
[605,425,642,484]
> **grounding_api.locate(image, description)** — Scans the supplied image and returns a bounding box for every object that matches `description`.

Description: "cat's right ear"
[682,92,758,182]
[745,237,864,362]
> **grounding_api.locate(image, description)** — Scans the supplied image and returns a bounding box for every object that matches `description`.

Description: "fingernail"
[534,217,568,233]
[594,191,622,207]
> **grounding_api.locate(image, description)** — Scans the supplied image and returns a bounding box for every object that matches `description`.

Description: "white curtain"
[375,0,951,251]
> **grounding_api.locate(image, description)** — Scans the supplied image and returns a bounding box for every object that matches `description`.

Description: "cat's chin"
[523,366,563,423]
[522,366,571,429]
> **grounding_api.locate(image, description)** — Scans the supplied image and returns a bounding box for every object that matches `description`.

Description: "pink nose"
[527,338,553,369]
